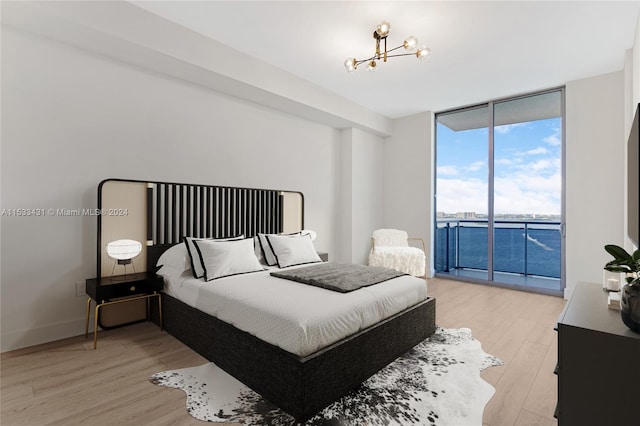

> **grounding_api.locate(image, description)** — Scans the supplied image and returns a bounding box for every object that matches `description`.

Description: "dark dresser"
[556,282,640,425]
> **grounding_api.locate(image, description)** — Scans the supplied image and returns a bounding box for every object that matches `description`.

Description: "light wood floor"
[427,278,565,426]
[1,278,565,426]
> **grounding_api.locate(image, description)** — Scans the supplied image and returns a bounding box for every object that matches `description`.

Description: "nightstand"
[85,271,163,349]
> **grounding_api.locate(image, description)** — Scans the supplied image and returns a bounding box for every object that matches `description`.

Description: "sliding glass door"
[435,89,564,294]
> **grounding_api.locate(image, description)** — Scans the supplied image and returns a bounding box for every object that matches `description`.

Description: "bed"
[97,179,436,420]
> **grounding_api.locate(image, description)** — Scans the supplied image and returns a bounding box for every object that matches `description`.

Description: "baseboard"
[1,318,88,353]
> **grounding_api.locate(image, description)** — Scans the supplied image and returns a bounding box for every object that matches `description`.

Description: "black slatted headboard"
[147,183,284,244]
[96,179,302,276]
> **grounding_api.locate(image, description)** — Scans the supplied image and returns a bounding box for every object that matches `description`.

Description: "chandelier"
[344,21,431,72]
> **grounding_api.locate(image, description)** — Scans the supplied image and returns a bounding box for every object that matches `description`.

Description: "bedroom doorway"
[434,89,565,295]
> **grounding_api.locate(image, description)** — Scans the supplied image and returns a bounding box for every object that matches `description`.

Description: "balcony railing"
[435,219,561,279]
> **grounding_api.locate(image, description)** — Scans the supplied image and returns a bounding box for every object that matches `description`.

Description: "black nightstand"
[85,271,163,349]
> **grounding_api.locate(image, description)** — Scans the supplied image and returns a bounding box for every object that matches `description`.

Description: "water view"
[435,219,561,279]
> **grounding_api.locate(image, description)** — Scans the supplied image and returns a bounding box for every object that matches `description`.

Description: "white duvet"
[161,266,428,357]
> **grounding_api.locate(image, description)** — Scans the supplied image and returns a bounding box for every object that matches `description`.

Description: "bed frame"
[98,179,436,421]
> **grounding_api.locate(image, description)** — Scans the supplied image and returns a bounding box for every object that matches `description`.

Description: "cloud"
[496,157,560,175]
[438,161,486,178]
[494,173,561,215]
[526,147,548,155]
[437,165,459,176]
[494,122,527,134]
[544,127,561,146]
[510,146,550,158]
[437,169,561,216]
[466,161,485,172]
[495,157,525,168]
[435,178,487,213]
[528,158,560,173]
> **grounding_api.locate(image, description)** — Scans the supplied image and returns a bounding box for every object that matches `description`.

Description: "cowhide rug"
[150,327,502,425]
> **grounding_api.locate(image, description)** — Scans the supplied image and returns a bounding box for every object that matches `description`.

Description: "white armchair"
[368,229,426,277]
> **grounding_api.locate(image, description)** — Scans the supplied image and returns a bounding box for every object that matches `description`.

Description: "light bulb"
[416,46,431,61]
[376,20,391,37]
[367,60,377,71]
[344,57,356,73]
[403,36,418,50]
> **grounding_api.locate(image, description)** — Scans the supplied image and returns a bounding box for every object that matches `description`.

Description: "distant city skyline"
[436,210,561,221]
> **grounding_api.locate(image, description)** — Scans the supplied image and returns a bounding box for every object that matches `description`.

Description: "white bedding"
[161,265,428,357]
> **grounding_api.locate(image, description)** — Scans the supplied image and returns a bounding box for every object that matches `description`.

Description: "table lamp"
[106,239,142,278]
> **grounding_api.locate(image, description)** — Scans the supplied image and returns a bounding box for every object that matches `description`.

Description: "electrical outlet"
[75,282,85,297]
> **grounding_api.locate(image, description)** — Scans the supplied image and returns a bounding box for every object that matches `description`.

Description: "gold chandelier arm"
[386,45,405,53]
[354,57,375,67]
[384,37,387,62]
[385,52,420,59]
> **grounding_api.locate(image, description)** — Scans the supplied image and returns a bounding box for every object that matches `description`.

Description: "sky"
[436,117,562,216]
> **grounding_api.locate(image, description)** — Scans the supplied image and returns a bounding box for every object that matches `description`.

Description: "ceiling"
[131,1,640,119]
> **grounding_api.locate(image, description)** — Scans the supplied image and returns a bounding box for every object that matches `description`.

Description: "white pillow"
[184,235,244,278]
[254,236,266,264]
[194,238,264,281]
[156,264,185,280]
[258,231,310,266]
[156,243,191,273]
[266,233,322,268]
[258,233,280,266]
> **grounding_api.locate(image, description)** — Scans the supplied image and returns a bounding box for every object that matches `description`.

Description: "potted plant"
[604,244,640,332]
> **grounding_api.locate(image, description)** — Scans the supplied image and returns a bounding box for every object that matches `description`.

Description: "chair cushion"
[369,246,425,277]
[372,229,409,247]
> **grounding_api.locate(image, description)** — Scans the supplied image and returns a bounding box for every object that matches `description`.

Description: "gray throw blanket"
[270,262,407,293]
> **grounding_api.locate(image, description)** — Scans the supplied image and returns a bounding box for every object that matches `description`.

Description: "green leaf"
[605,259,634,270]
[605,245,632,261]
[633,250,640,262]
[604,265,632,273]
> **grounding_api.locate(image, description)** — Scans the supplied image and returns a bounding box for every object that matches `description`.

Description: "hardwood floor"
[427,278,566,426]
[1,278,565,425]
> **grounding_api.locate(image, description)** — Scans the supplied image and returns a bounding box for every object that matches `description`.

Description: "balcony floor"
[437,268,562,292]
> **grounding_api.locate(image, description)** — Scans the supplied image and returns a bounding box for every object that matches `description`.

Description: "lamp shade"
[416,46,431,61]
[106,239,142,261]
[376,20,391,37]
[344,57,356,72]
[403,36,418,50]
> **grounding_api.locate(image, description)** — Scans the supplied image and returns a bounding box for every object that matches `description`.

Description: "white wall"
[0,27,341,351]
[382,112,433,274]
[634,12,640,111]
[565,71,625,298]
[623,12,640,255]
[624,12,640,151]
[337,128,385,264]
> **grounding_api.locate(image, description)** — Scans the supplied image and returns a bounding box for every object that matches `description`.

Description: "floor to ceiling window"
[435,89,564,295]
